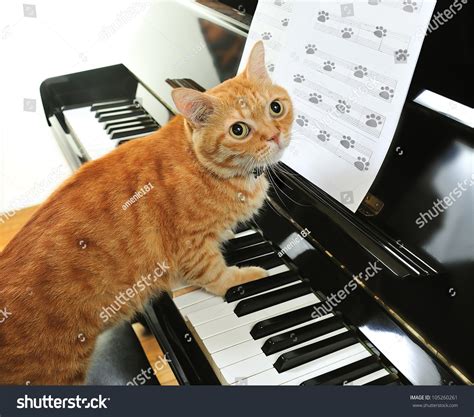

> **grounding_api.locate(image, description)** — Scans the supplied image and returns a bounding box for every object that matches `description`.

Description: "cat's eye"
[269,100,284,117]
[229,122,250,139]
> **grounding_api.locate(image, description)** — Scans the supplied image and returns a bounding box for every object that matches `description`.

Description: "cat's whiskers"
[264,155,309,208]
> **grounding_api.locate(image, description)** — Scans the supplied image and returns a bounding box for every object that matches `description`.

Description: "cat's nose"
[267,133,280,146]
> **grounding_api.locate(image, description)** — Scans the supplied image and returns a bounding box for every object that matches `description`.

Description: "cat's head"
[171,41,293,178]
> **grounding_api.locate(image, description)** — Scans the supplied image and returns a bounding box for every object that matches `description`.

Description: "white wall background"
[0,0,154,213]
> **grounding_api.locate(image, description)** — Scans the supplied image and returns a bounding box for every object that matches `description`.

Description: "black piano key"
[98,109,146,122]
[225,242,274,265]
[225,269,300,302]
[181,78,206,92]
[300,355,381,385]
[262,315,344,355]
[224,232,265,252]
[95,104,141,118]
[274,332,358,373]
[104,115,153,130]
[107,120,157,134]
[91,99,133,112]
[365,373,400,385]
[234,282,312,317]
[110,124,159,139]
[251,303,321,340]
[236,252,282,270]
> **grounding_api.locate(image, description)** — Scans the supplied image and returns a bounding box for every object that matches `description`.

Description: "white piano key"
[174,289,215,310]
[266,264,289,275]
[281,349,371,385]
[106,119,153,134]
[345,368,389,386]
[179,296,224,318]
[233,229,257,239]
[242,344,369,386]
[187,280,301,326]
[96,104,139,114]
[211,314,337,368]
[220,328,349,384]
[64,107,119,159]
[194,293,319,340]
[203,297,320,354]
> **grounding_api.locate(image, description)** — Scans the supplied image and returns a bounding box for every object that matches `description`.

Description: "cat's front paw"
[238,266,269,283]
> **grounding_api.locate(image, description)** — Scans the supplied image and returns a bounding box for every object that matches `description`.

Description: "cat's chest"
[229,176,269,219]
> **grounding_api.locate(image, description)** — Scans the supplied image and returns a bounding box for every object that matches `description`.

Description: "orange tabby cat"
[0,41,293,385]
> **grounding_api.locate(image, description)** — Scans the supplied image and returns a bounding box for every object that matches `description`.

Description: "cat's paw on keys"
[238,266,269,283]
[205,266,269,296]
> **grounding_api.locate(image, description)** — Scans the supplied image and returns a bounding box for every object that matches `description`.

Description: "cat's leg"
[182,243,268,296]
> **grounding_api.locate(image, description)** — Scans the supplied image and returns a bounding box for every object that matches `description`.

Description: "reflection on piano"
[40,0,473,385]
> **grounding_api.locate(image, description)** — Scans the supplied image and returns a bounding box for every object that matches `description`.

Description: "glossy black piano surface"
[40,0,473,385]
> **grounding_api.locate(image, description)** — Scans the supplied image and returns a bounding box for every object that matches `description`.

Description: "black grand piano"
[40,0,473,386]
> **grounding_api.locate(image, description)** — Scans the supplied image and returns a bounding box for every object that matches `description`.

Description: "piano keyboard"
[62,84,173,161]
[173,227,402,386]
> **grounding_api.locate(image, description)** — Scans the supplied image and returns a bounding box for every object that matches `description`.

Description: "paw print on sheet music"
[317,130,330,142]
[379,86,394,100]
[274,0,285,6]
[395,49,409,63]
[317,11,329,22]
[353,65,368,78]
[374,26,387,38]
[366,114,383,127]
[293,74,305,83]
[341,28,354,39]
[305,44,317,54]
[340,135,355,149]
[335,100,351,114]
[295,115,309,127]
[402,0,418,12]
[281,18,289,27]
[368,0,381,4]
[308,93,322,104]
[261,32,272,40]
[354,157,370,171]
[323,61,335,71]
[267,63,275,73]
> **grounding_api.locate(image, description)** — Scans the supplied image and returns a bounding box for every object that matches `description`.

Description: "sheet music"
[239,0,436,212]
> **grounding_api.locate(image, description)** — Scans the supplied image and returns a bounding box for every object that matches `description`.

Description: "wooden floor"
[0,206,178,385]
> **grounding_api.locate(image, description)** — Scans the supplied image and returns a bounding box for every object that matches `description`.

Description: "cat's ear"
[243,41,271,83]
[171,88,217,128]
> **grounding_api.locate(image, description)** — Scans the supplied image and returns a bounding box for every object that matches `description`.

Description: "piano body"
[40,0,473,386]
